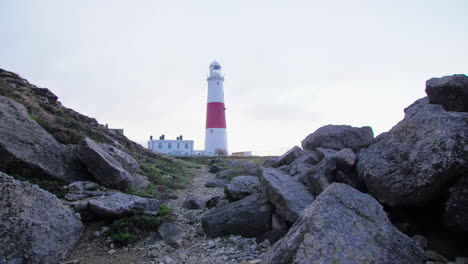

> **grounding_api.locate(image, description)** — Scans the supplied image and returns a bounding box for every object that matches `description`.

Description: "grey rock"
[206,196,230,209]
[335,148,356,170]
[275,146,303,167]
[74,137,134,190]
[425,250,449,262]
[209,164,224,173]
[262,156,278,168]
[0,172,84,264]
[426,74,468,112]
[277,165,290,174]
[216,170,235,180]
[444,176,468,231]
[158,222,183,248]
[260,168,314,222]
[412,234,428,250]
[182,195,203,210]
[261,183,424,264]
[288,151,321,176]
[224,176,262,201]
[241,160,262,176]
[301,124,374,152]
[88,192,160,219]
[455,257,468,264]
[98,143,141,174]
[205,178,229,188]
[271,213,288,230]
[358,98,468,206]
[67,181,85,194]
[202,193,273,238]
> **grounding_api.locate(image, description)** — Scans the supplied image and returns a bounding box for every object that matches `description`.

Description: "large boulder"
[358,98,468,206]
[444,176,468,232]
[224,176,262,201]
[98,143,140,174]
[301,125,374,152]
[261,183,424,264]
[275,146,303,167]
[0,95,83,182]
[87,192,160,219]
[74,137,134,190]
[241,160,262,176]
[260,168,314,222]
[201,193,273,238]
[0,172,84,264]
[426,74,468,112]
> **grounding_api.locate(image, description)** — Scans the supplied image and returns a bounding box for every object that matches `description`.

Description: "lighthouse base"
[205,128,228,156]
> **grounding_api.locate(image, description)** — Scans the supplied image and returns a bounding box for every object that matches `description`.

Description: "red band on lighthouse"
[206,102,226,128]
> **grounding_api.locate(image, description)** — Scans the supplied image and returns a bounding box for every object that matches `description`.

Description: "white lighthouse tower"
[204,61,228,155]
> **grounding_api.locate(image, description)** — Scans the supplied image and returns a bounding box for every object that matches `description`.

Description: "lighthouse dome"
[210,61,221,70]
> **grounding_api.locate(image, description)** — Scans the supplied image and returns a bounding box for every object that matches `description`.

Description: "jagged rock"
[209,164,224,173]
[206,196,230,209]
[87,192,160,219]
[224,176,262,201]
[271,213,288,230]
[260,168,314,222]
[0,172,83,264]
[74,137,134,190]
[358,98,468,206]
[182,195,203,210]
[158,222,183,248]
[263,156,278,168]
[444,176,468,231]
[261,183,424,264]
[276,146,303,167]
[412,235,428,250]
[335,148,356,170]
[301,124,374,152]
[205,178,229,188]
[277,165,290,174]
[216,170,235,179]
[426,74,468,112]
[288,150,321,176]
[202,193,273,238]
[0,95,83,182]
[99,143,140,174]
[241,160,262,176]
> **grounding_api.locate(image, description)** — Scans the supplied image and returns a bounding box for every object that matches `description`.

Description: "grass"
[10,174,68,198]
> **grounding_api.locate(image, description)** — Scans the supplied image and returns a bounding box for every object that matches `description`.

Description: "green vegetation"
[10,175,68,198]
[109,205,172,246]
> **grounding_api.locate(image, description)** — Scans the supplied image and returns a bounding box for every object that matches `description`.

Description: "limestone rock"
[224,176,262,201]
[261,183,424,264]
[74,137,134,190]
[0,172,83,264]
[260,168,314,222]
[301,124,374,152]
[98,143,140,174]
[426,74,468,112]
[87,192,160,219]
[275,146,303,167]
[358,98,468,206]
[202,193,273,238]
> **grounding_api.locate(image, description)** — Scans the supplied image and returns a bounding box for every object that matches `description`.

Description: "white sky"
[1,0,467,155]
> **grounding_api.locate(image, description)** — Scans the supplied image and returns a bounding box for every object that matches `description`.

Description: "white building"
[148,135,194,156]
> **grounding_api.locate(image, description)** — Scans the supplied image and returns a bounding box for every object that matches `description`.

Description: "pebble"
[108,249,116,255]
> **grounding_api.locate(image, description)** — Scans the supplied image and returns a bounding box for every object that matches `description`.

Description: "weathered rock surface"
[241,160,262,176]
[209,164,224,174]
[261,183,424,264]
[205,178,229,188]
[74,137,134,190]
[275,146,303,167]
[260,168,314,222]
[358,98,468,206]
[205,196,230,209]
[98,143,140,174]
[301,124,374,152]
[202,193,273,238]
[182,195,203,210]
[0,172,84,264]
[444,177,468,232]
[224,176,262,201]
[288,150,321,176]
[0,95,83,182]
[158,222,183,248]
[87,192,160,219]
[426,74,468,112]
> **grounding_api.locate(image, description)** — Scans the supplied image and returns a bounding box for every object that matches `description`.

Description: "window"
[177,143,180,149]
[210,129,213,133]
[168,143,172,149]
[217,81,220,85]
[158,143,162,149]
[185,143,188,149]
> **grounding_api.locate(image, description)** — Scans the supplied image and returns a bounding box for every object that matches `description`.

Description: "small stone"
[425,250,449,262]
[207,240,216,249]
[108,249,116,255]
[259,239,270,248]
[110,243,114,249]
[412,234,428,250]
[163,256,173,263]
[147,250,158,258]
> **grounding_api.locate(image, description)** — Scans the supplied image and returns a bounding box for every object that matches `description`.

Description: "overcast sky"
[1,1,467,155]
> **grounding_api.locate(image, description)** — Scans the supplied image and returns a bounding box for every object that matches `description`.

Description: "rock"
[224,176,262,201]
[444,177,468,231]
[271,213,288,230]
[277,165,290,174]
[261,183,424,264]
[262,157,278,168]
[205,178,229,188]
[275,146,303,167]
[0,172,83,264]
[206,196,230,209]
[358,98,468,206]
[67,181,85,193]
[288,150,321,176]
[209,164,224,173]
[241,160,262,176]
[87,192,160,219]
[455,257,468,264]
[108,249,116,255]
[334,148,356,170]
[426,74,468,112]
[301,124,374,152]
[182,195,203,210]
[0,95,83,182]
[305,169,330,196]
[157,222,183,248]
[216,170,235,179]
[257,229,288,245]
[74,137,134,190]
[260,168,314,222]
[202,193,273,238]
[425,250,450,262]
[412,235,428,250]
[99,143,141,174]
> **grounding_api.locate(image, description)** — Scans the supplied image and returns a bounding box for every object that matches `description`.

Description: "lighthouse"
[205,61,228,155]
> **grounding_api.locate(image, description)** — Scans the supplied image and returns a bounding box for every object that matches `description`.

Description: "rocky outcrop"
[301,125,374,152]
[426,74,468,112]
[224,176,262,201]
[0,172,83,264]
[358,98,468,206]
[444,176,468,232]
[86,192,160,219]
[260,168,314,223]
[98,143,141,174]
[261,183,424,264]
[275,146,303,167]
[202,193,273,238]
[74,137,134,190]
